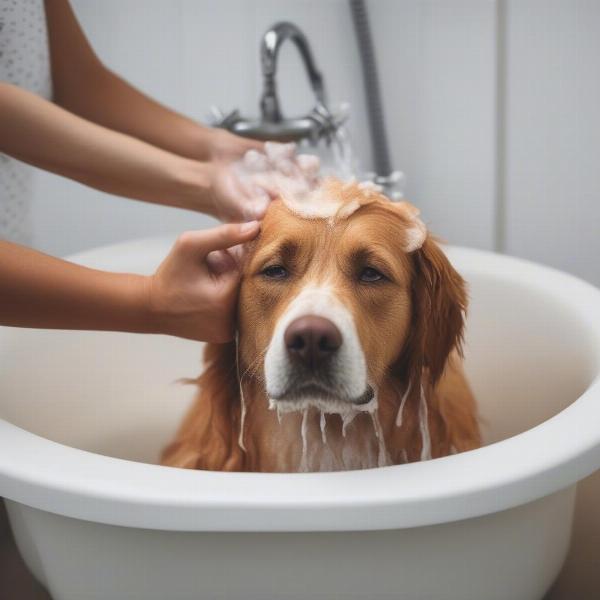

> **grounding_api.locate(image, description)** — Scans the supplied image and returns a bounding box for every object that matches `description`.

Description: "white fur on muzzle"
[264,284,374,414]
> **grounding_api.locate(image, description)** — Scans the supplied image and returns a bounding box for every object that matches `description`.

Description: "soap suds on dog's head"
[277,177,386,221]
[234,142,320,206]
[235,144,408,223]
[277,177,428,254]
[235,144,426,249]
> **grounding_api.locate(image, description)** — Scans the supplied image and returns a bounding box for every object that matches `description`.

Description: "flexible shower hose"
[349,0,392,178]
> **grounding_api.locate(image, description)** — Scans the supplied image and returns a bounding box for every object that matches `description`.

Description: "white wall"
[504,0,600,284]
[32,0,600,287]
[372,0,499,252]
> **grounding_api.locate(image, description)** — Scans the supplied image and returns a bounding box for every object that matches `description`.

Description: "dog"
[161,178,481,472]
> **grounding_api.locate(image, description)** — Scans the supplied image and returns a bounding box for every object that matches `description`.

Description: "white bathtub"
[1,239,600,600]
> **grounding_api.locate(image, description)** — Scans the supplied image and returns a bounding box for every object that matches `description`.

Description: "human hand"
[206,128,264,163]
[145,221,260,342]
[204,131,321,222]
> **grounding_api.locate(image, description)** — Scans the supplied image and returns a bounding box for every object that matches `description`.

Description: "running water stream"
[300,106,406,200]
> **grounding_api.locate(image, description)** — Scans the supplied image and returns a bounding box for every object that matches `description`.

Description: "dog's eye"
[261,265,288,280]
[359,266,385,283]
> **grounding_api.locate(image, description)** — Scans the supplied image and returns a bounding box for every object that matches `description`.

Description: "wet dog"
[161,178,481,472]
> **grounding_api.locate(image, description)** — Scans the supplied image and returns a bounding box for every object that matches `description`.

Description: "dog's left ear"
[412,237,467,382]
[389,201,428,253]
[384,200,467,385]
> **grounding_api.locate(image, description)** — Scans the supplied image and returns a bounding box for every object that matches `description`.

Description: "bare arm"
[0,1,272,223]
[0,222,260,341]
[0,1,280,222]
[0,79,278,221]
[0,240,149,333]
[0,81,210,211]
[44,0,259,163]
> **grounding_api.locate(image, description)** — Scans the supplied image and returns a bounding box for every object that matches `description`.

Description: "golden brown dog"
[161,179,480,472]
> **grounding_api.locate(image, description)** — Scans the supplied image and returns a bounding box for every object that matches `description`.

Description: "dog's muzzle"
[264,286,372,410]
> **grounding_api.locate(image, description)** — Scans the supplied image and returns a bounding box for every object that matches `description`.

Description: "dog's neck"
[237,378,443,473]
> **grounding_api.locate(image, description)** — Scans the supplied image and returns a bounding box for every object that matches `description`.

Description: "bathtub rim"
[0,240,600,532]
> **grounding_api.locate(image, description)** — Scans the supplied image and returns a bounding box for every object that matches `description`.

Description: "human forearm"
[45,0,223,162]
[0,241,152,333]
[0,82,209,211]
[39,0,277,222]
[55,65,217,162]
[53,61,264,166]
[0,221,260,341]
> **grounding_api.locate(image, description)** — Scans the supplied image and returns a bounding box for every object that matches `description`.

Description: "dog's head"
[238,178,467,415]
[161,178,471,472]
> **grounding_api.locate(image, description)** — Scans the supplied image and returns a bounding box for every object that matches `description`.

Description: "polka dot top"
[0,0,52,245]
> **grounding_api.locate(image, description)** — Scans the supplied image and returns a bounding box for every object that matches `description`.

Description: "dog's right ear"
[160,342,245,471]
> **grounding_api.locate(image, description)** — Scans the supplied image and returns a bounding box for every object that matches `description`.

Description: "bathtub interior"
[0,250,597,466]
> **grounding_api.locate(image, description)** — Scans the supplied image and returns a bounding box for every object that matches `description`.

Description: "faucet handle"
[309,102,350,145]
[208,107,243,130]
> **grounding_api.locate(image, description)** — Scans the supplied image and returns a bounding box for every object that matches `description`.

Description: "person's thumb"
[178,221,260,260]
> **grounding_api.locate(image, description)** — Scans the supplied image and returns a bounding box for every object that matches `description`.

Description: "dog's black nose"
[284,315,342,368]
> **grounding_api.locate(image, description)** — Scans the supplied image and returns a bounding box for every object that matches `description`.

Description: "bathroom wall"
[372,0,499,252]
[31,0,600,285]
[503,0,600,284]
[372,0,600,283]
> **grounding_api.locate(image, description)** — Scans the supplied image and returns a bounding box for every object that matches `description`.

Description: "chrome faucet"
[214,22,346,145]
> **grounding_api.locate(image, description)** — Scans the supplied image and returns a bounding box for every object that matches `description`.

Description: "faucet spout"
[260,22,326,123]
[214,21,345,144]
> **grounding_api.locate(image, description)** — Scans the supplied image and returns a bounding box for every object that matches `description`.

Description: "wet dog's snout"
[284,315,342,369]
